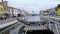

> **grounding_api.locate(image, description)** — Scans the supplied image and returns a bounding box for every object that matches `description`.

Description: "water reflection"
[2,30,10,34]
[26,16,42,21]
[1,23,23,34]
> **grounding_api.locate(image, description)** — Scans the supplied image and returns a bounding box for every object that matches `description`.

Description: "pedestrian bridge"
[40,15,60,22]
[40,15,60,34]
[24,26,47,31]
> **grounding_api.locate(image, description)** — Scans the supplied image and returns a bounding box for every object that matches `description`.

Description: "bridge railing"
[40,15,60,34]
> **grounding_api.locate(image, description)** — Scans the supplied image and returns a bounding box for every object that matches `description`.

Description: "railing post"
[54,21,59,34]
[57,21,59,34]
[48,21,51,30]
[25,28,28,34]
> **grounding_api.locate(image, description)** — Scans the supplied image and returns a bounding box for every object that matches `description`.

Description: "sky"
[0,0,60,14]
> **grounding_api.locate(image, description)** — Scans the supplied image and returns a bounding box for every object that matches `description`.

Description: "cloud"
[3,0,60,14]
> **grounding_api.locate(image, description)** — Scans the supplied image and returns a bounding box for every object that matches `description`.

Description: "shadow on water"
[27,30,54,34]
[0,22,23,34]
[18,26,25,34]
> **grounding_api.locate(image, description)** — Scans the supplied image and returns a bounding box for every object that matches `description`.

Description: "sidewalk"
[0,18,18,29]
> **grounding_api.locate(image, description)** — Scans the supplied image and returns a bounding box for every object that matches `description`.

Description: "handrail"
[0,18,17,25]
[40,15,60,34]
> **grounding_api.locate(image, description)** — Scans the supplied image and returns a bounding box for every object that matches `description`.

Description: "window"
[1,8,3,11]
[9,9,10,12]
[0,8,3,11]
[4,8,6,11]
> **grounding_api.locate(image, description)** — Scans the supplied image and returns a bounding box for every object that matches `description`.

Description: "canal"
[0,16,42,34]
[25,15,41,21]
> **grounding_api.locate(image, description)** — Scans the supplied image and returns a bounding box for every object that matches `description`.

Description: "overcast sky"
[0,0,60,14]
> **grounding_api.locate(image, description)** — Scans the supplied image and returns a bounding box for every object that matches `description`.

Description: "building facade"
[0,2,4,14]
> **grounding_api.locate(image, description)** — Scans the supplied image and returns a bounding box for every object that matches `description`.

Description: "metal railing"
[0,18,17,25]
[40,15,60,34]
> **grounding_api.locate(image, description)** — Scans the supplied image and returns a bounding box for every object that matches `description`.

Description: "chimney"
[1,0,3,2]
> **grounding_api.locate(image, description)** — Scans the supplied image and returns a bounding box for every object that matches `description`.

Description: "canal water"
[0,22,24,34]
[25,16,42,21]
[0,16,42,34]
